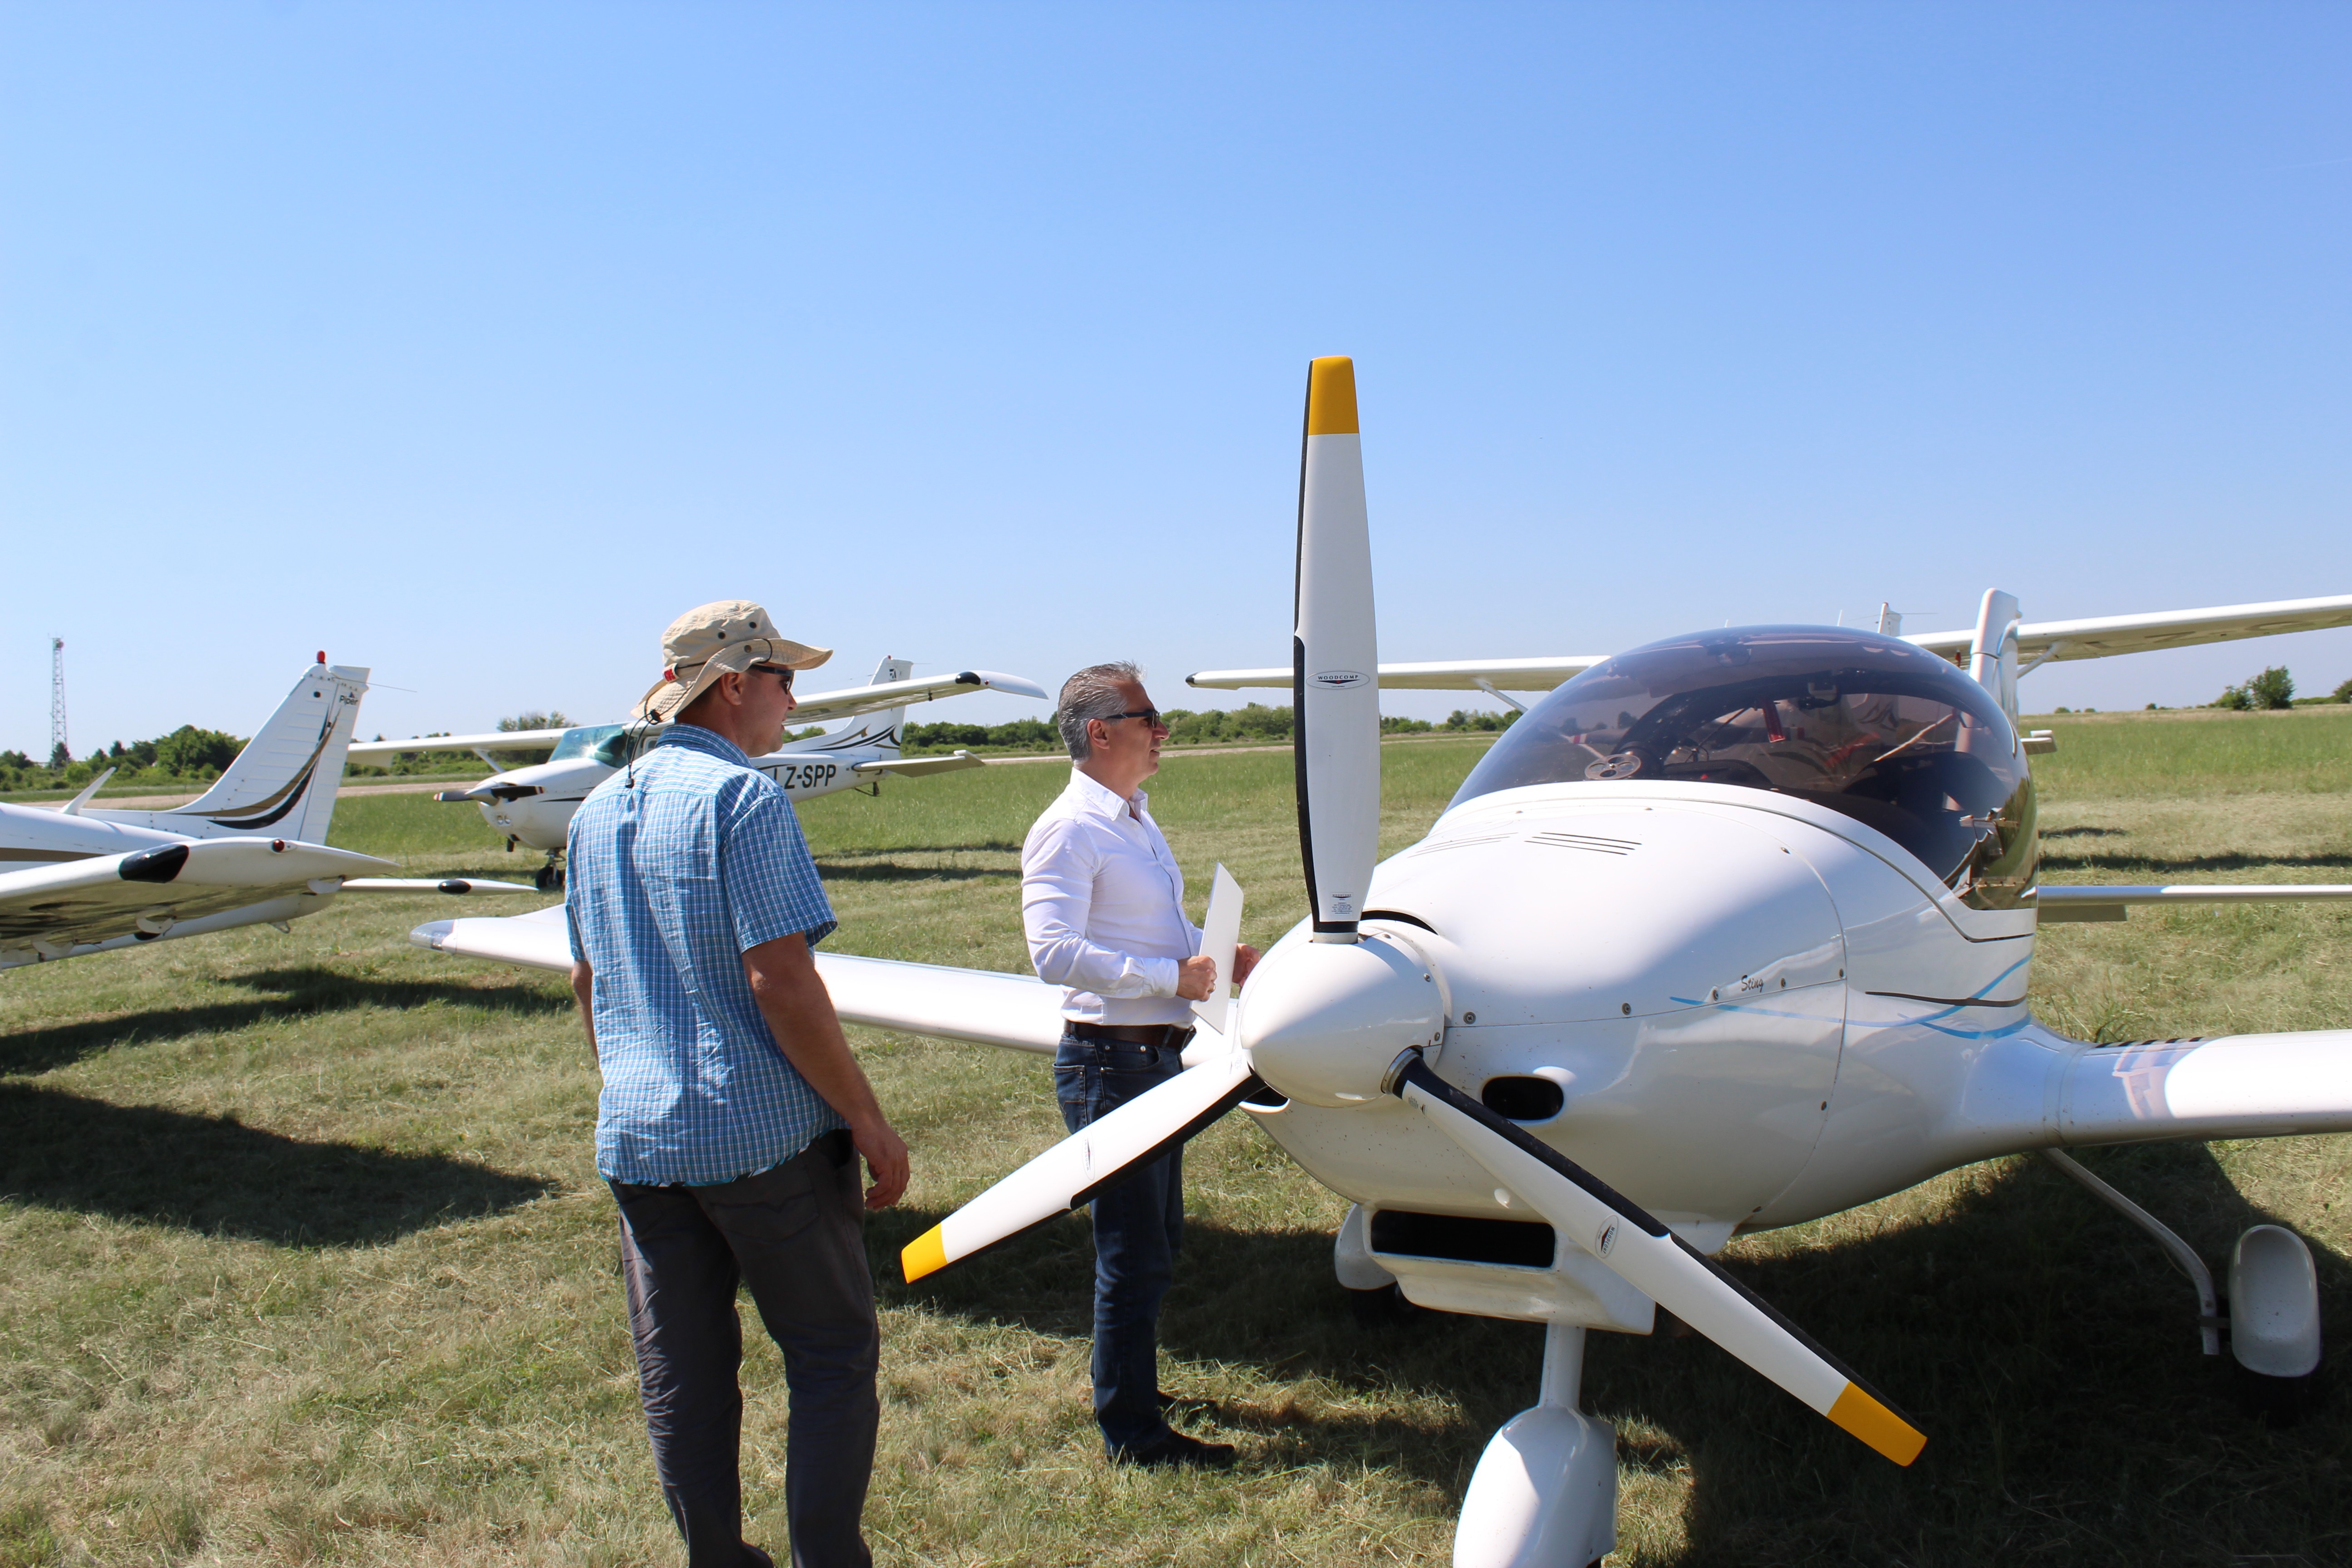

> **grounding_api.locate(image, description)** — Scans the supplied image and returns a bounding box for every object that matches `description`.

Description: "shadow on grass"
[876,1143,2352,1565]
[2040,850,2352,873]
[2041,825,2128,839]
[0,966,570,1075]
[0,1082,551,1245]
[813,859,1021,885]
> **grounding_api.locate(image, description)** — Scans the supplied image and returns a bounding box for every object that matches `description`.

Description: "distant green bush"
[2334,678,2352,704]
[2215,666,2295,710]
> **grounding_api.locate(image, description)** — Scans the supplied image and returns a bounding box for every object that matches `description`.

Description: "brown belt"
[1066,1020,1196,1049]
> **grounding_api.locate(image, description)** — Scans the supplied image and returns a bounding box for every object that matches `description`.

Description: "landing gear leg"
[533,853,565,893]
[2041,1148,2221,1354]
[1454,1322,1617,1568]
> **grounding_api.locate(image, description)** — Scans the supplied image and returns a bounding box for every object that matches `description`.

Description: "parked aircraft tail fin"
[784,656,913,756]
[101,658,372,843]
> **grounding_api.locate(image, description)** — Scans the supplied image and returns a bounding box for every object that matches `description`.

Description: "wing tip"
[1306,357,1358,436]
[1828,1382,1926,1466]
[901,1225,949,1283]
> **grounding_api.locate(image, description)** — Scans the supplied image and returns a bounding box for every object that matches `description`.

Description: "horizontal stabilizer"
[853,750,985,778]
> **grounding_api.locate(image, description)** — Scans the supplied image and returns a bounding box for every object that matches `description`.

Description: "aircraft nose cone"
[1240,933,1445,1107]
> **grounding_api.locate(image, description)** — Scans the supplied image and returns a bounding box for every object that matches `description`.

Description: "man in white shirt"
[1021,662,1258,1469]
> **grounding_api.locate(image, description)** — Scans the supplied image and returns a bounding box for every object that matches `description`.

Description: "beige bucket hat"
[633,600,833,721]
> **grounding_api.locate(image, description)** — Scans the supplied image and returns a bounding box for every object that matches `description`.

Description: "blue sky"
[5,2,2348,754]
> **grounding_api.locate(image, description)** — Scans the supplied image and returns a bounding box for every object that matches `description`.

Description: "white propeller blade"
[901,1053,1262,1283]
[1386,1050,1926,1466]
[1294,355,1380,939]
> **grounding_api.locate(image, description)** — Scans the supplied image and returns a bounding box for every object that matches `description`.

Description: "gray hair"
[1057,662,1143,760]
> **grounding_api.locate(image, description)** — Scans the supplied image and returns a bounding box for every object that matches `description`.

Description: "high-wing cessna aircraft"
[414,362,2352,1568]
[349,658,1048,889]
[2,657,532,971]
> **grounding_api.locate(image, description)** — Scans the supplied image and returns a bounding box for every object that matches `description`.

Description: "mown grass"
[3,725,2349,1565]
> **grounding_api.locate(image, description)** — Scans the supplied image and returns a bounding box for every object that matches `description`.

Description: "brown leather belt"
[1066,1020,1196,1049]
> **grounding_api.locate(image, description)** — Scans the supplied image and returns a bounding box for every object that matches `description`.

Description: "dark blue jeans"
[1055,1032,1186,1453]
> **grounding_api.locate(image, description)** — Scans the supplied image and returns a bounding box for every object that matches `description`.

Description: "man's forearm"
[569,960,598,1064]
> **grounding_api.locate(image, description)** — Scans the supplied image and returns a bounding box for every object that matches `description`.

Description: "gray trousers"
[610,1129,879,1568]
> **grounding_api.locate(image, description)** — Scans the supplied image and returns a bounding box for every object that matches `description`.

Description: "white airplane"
[413,362,2352,1568]
[348,658,1048,888]
[2,656,534,972]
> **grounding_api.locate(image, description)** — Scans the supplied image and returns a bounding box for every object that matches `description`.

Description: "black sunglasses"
[748,664,795,691]
[1101,708,1164,727]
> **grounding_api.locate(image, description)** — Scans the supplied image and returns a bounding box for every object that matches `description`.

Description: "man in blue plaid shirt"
[568,599,910,1568]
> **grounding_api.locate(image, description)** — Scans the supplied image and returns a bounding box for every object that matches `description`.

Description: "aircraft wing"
[0,838,396,956]
[851,750,986,778]
[1188,593,2352,693]
[790,670,1049,726]
[349,672,1047,764]
[346,729,568,761]
[412,906,1068,1054]
[1186,656,1610,692]
[1905,593,2352,666]
[338,877,544,895]
[2062,1030,2352,1145]
[2036,884,2352,922]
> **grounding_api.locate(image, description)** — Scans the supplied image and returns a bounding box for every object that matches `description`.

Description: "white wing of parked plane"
[347,671,1051,763]
[412,905,1068,1053]
[1186,593,2352,693]
[346,728,568,761]
[1186,656,1610,693]
[1,838,395,960]
[1904,593,2352,666]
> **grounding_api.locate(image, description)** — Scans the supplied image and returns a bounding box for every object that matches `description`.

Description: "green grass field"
[4,718,2350,1566]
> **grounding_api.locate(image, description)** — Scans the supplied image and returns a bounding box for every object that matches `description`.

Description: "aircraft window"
[1450,627,2037,906]
[547,725,624,763]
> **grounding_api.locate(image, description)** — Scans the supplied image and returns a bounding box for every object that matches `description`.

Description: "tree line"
[901,703,1519,756]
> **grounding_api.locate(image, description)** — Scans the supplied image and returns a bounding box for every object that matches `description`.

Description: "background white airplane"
[412,361,2352,1568]
[348,658,1047,889]
[2,657,533,972]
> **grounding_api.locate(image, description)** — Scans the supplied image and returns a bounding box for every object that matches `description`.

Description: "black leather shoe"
[1112,1429,1237,1470]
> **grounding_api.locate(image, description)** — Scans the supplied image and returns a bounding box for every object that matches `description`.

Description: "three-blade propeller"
[897,356,1924,1469]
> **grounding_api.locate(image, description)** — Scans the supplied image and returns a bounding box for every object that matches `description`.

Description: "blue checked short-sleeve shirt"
[565,723,843,1185]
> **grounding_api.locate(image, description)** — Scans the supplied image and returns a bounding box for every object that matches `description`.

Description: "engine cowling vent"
[1481,1075,1566,1122]
[1525,830,1639,857]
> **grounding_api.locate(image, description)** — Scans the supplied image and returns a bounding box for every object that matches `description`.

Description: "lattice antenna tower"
[50,637,68,768]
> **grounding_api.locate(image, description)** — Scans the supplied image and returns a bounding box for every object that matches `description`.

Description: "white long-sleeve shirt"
[1021,768,1202,1026]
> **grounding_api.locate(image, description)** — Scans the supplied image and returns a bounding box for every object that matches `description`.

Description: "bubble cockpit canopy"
[1450,626,2036,906]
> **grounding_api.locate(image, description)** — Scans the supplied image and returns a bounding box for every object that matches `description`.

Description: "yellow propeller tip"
[1828,1383,1926,1466]
[900,1226,948,1284]
[1306,356,1358,436]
